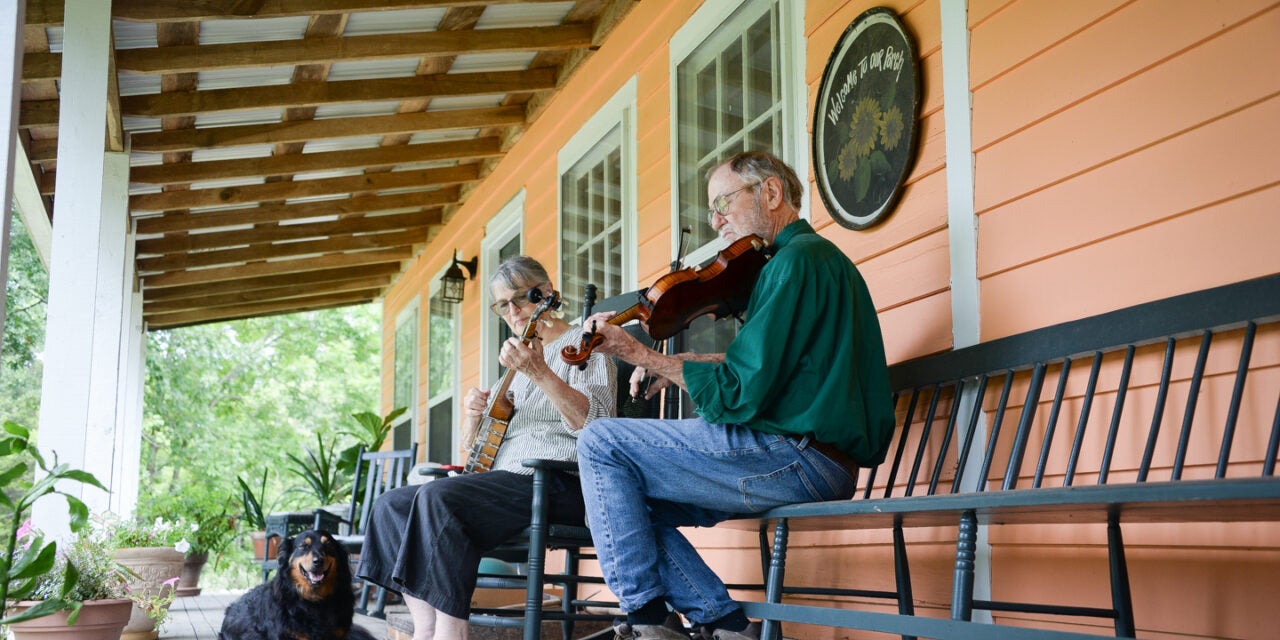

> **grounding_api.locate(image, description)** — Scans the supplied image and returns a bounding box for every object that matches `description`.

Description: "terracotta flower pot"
[176,551,208,597]
[113,547,185,640]
[6,598,133,640]
[250,530,280,560]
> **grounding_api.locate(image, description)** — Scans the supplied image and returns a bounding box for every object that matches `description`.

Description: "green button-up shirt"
[683,220,895,466]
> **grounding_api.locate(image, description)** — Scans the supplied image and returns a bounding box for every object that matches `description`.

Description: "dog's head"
[277,529,349,602]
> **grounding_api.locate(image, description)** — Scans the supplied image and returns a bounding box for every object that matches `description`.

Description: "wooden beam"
[105,28,124,152]
[120,68,557,118]
[137,227,427,272]
[129,164,474,212]
[27,137,56,162]
[111,0,569,23]
[21,51,59,82]
[143,275,393,314]
[115,25,592,74]
[141,263,402,301]
[19,99,58,128]
[135,191,454,235]
[127,137,501,184]
[141,246,412,289]
[129,105,524,152]
[137,210,438,255]
[145,289,382,330]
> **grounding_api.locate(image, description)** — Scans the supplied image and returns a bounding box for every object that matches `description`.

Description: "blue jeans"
[576,417,857,623]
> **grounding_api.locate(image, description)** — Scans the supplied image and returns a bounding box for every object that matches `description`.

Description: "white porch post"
[115,226,145,515]
[0,1,24,360]
[33,0,124,534]
[941,0,992,622]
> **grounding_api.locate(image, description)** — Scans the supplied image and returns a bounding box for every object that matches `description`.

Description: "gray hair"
[709,151,804,210]
[489,255,551,292]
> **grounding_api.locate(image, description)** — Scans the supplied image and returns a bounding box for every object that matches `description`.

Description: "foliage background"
[2,209,384,589]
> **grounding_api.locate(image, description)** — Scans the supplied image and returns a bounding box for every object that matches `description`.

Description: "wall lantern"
[440,252,478,304]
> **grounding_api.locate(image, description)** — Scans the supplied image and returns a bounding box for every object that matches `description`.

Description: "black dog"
[219,529,375,640]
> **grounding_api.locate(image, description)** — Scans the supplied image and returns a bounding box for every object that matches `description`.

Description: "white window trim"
[392,296,420,445]
[480,191,524,389]
[427,267,462,463]
[668,0,808,267]
[556,75,639,306]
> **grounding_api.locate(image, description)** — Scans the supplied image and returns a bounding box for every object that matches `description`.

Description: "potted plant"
[7,527,135,640]
[134,489,237,597]
[237,469,276,561]
[1,420,126,639]
[286,432,348,507]
[92,514,185,640]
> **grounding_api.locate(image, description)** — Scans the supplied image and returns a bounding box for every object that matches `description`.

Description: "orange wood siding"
[379,1,1280,637]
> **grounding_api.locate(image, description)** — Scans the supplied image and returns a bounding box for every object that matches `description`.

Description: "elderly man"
[578,151,894,640]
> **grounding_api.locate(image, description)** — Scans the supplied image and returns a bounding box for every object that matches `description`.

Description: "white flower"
[174,538,191,554]
[190,523,200,533]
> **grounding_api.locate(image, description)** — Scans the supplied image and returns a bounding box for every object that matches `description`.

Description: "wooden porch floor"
[163,591,388,639]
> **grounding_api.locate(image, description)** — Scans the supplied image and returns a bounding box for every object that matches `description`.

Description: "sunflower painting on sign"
[813,6,921,230]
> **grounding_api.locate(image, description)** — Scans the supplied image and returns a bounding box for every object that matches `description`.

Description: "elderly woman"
[356,256,616,640]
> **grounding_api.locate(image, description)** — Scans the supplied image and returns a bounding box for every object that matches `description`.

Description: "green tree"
[141,305,382,505]
[0,208,47,430]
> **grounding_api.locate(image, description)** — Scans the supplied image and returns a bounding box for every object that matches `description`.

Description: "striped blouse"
[480,324,617,474]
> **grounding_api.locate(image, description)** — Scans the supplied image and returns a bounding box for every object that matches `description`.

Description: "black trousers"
[355,469,585,619]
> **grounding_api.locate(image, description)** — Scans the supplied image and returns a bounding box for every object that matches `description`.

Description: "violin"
[561,234,769,367]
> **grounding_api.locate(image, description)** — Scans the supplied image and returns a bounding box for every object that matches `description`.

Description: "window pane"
[497,235,519,364]
[561,123,624,317]
[393,308,417,414]
[676,0,782,253]
[428,400,452,463]
[673,0,784,400]
[427,294,454,394]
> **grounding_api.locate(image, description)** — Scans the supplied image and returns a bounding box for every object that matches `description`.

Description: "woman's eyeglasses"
[489,285,546,316]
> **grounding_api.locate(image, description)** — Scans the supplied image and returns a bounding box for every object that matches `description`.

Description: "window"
[481,193,524,388]
[559,79,636,316]
[426,290,456,463]
[669,0,802,417]
[391,304,418,450]
[673,0,803,258]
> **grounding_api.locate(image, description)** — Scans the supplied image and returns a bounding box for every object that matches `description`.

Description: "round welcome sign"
[813,7,920,230]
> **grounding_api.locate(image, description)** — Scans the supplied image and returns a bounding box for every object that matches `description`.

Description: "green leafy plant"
[344,407,406,452]
[136,488,237,560]
[286,433,347,505]
[93,511,191,551]
[1,420,110,626]
[337,407,407,475]
[236,469,272,531]
[29,532,130,603]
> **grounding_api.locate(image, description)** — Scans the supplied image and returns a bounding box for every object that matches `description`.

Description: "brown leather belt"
[804,437,861,477]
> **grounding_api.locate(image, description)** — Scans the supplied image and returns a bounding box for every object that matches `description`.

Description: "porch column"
[114,228,145,515]
[0,1,23,360]
[941,0,992,622]
[34,0,123,535]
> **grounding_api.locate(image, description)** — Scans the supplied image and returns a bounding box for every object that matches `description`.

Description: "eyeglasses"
[489,285,546,317]
[707,180,761,225]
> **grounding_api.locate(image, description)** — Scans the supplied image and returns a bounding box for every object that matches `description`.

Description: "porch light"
[441,252,478,304]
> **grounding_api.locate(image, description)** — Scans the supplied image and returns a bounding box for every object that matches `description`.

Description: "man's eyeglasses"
[489,285,546,317]
[707,180,761,225]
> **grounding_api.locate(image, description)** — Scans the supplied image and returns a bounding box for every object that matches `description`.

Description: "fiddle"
[561,234,769,367]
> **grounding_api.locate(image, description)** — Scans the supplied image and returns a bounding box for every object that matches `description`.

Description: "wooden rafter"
[19,0,639,328]
[128,106,525,153]
[119,69,557,118]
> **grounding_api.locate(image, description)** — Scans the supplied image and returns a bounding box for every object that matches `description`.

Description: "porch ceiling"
[18,0,635,330]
